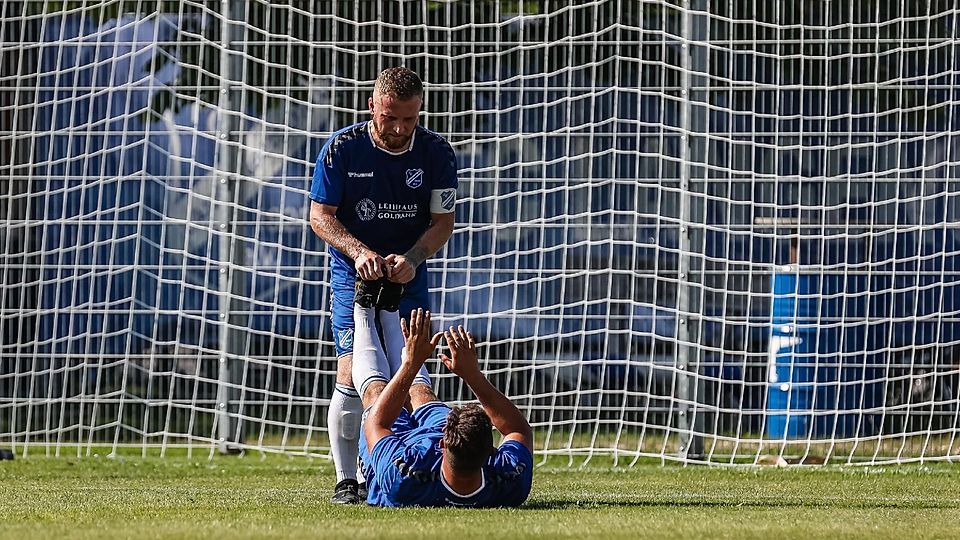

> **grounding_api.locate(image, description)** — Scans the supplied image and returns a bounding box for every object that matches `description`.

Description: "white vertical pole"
[677,0,708,462]
[213,0,248,454]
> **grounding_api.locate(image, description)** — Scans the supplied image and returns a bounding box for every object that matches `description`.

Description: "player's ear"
[368,96,375,113]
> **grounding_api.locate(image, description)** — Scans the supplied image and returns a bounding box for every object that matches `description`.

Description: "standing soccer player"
[309,67,458,504]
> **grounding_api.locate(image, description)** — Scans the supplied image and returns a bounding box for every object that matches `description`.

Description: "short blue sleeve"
[488,440,534,507]
[309,142,344,206]
[432,139,459,190]
[368,434,405,502]
[491,440,533,476]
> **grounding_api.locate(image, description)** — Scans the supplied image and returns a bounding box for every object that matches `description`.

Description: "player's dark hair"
[374,67,423,101]
[443,404,494,472]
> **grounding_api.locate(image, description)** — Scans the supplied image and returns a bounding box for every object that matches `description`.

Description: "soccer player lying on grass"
[350,278,533,507]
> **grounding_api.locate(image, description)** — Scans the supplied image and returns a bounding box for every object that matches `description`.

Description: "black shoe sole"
[378,281,404,312]
[355,278,381,309]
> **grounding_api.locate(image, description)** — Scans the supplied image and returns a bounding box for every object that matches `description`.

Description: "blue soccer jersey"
[358,402,534,508]
[310,122,458,356]
[310,121,458,291]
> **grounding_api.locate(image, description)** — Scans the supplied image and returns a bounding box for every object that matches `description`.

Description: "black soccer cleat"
[354,277,381,309]
[377,280,404,312]
[357,481,368,503]
[331,478,361,505]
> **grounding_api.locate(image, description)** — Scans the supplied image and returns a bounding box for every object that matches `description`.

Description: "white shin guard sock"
[378,309,432,387]
[351,304,391,397]
[327,384,362,483]
[378,310,406,374]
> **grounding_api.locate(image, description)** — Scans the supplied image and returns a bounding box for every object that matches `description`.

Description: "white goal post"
[1,0,958,465]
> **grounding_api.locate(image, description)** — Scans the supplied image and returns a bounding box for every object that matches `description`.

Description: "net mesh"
[1,0,958,464]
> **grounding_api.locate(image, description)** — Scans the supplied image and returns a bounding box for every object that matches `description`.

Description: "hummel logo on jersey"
[356,198,377,221]
[347,171,374,178]
[405,168,424,188]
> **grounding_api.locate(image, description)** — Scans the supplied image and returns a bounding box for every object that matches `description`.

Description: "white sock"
[327,384,361,483]
[378,309,432,387]
[352,304,391,397]
[378,309,406,374]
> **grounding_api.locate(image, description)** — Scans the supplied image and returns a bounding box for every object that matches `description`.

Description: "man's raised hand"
[400,308,443,367]
[439,325,479,378]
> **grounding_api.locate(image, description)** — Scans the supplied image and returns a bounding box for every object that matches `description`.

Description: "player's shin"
[352,304,391,399]
[327,384,362,484]
[379,309,431,387]
[378,309,406,373]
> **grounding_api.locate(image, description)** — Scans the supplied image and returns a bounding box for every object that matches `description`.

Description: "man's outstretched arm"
[439,326,533,451]
[364,309,442,450]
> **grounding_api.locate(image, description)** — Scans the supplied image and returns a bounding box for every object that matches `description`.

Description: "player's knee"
[410,382,438,405]
[412,371,433,392]
[360,379,387,407]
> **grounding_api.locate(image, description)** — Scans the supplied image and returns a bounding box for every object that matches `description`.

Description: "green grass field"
[2,449,959,539]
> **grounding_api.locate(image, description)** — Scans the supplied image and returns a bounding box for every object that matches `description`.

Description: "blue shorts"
[330,269,430,358]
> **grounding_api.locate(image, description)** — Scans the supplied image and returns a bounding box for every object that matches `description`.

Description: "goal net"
[1,0,958,465]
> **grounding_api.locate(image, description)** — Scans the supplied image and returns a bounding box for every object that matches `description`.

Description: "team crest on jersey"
[356,198,377,221]
[337,329,354,350]
[405,168,424,189]
[440,188,456,211]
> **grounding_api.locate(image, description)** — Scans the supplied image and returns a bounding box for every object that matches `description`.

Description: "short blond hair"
[374,67,423,100]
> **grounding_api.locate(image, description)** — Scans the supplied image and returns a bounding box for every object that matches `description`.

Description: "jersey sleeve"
[309,139,345,206]
[369,431,441,507]
[431,139,459,190]
[368,434,405,500]
[429,140,458,214]
[488,440,534,507]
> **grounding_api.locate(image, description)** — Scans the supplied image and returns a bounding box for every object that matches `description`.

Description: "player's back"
[389,439,532,508]
[364,404,533,508]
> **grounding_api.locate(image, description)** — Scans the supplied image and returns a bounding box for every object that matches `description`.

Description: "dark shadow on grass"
[522,499,960,510]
